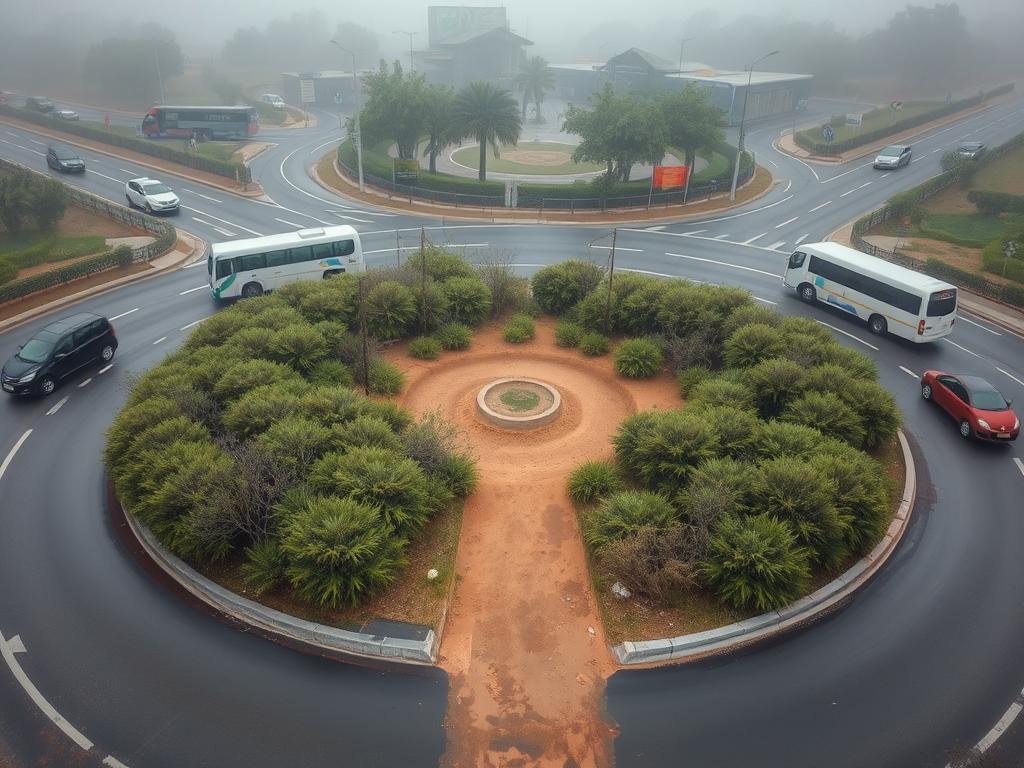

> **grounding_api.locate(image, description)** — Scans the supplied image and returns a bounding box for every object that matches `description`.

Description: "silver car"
[125,177,180,214]
[873,144,912,169]
[53,109,79,121]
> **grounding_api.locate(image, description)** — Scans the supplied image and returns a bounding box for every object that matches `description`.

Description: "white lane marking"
[766,158,778,168]
[743,232,768,244]
[815,320,879,350]
[181,188,222,203]
[118,168,137,175]
[46,396,69,416]
[107,308,139,322]
[752,296,778,305]
[0,430,33,482]
[274,217,305,229]
[911,157,924,163]
[103,756,131,768]
[0,630,94,751]
[665,252,780,278]
[957,314,1002,335]
[364,246,419,255]
[677,193,794,225]
[645,225,666,231]
[809,200,832,213]
[179,285,207,295]
[152,336,167,345]
[767,240,787,250]
[820,161,876,184]
[78,378,92,388]
[682,229,707,235]
[1014,458,1024,478]
[795,233,810,245]
[4,131,17,137]
[590,245,643,252]
[713,233,730,240]
[191,216,235,238]
[619,267,673,278]
[976,701,1023,753]
[840,181,872,198]
[179,318,207,331]
[775,216,799,229]
[98,364,113,375]
[899,366,918,378]
[880,173,890,178]
[944,338,981,358]
[180,206,262,236]
[996,367,1024,388]
[248,198,335,226]
[931,148,944,154]
[445,243,488,248]
[30,139,45,146]
[183,260,208,269]
[330,213,375,223]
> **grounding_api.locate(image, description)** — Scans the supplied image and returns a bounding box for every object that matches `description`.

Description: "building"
[414,6,532,90]
[665,70,813,124]
[280,71,360,109]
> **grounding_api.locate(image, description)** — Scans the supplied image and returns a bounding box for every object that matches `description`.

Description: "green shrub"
[554,320,585,347]
[812,447,890,554]
[228,326,276,359]
[837,379,900,450]
[503,313,535,343]
[363,400,414,433]
[701,513,811,611]
[721,303,780,338]
[221,384,303,437]
[613,409,720,494]
[689,377,754,410]
[584,491,677,550]
[677,365,712,397]
[408,248,476,281]
[268,324,329,373]
[820,345,878,381]
[530,260,605,313]
[214,360,300,402]
[331,415,403,453]
[308,359,354,388]
[368,357,405,395]
[105,397,183,469]
[240,540,287,596]
[568,460,623,504]
[744,357,807,417]
[280,495,406,608]
[366,281,416,340]
[782,391,866,447]
[435,322,472,350]
[723,324,787,369]
[579,332,610,356]
[693,405,761,459]
[436,454,478,498]
[257,416,333,471]
[967,189,1024,215]
[614,279,672,336]
[800,363,850,398]
[441,276,492,325]
[614,338,663,378]
[298,284,358,325]
[754,420,827,461]
[408,336,442,360]
[295,386,365,425]
[0,258,17,286]
[679,457,756,524]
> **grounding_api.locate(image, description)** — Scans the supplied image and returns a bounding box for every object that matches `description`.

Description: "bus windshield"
[927,289,957,317]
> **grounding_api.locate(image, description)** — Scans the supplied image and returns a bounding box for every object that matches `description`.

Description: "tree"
[83,29,183,102]
[659,84,725,196]
[452,82,522,182]
[563,84,668,182]
[422,84,455,173]
[360,62,430,160]
[516,56,555,122]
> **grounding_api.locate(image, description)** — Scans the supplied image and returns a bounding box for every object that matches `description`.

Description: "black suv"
[2,313,117,396]
[46,145,85,173]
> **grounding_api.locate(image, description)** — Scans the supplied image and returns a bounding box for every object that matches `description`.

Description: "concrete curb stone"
[613,428,917,666]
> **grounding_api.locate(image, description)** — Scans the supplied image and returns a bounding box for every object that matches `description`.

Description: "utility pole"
[730,50,779,202]
[331,40,364,193]
[393,31,418,72]
[604,228,617,335]
[395,229,402,266]
[154,48,165,104]
[677,37,693,74]
[358,276,370,396]
[419,226,427,334]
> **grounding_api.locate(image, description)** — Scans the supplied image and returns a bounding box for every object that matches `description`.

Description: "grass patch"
[499,388,540,412]
[451,141,603,175]
[971,142,1024,196]
[0,232,108,269]
[918,212,1024,247]
[798,100,942,146]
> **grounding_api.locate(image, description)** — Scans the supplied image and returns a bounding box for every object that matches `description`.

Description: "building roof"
[282,71,359,79]
[603,47,678,74]
[437,27,532,47]
[665,70,813,86]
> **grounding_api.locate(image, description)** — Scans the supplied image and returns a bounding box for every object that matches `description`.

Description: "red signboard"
[653,165,689,190]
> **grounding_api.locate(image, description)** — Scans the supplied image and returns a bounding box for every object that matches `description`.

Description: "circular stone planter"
[476,377,562,430]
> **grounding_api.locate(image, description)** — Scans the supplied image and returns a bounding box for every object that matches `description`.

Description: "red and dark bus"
[141,106,259,140]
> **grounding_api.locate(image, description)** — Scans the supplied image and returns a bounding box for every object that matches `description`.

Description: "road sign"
[299,79,316,104]
[652,165,689,190]
[845,113,863,126]
[890,101,903,111]
[822,124,834,142]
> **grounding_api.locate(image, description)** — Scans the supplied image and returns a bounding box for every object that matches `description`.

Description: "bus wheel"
[323,270,343,279]
[241,282,263,298]
[798,283,816,303]
[868,314,887,335]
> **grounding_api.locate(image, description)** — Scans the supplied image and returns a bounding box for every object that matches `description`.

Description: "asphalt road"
[1,95,1024,767]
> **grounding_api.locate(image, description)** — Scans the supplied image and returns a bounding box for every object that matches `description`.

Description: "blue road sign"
[823,124,834,142]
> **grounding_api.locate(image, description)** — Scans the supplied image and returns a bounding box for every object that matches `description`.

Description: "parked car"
[957,141,986,160]
[920,371,1019,441]
[260,93,285,109]
[125,177,180,214]
[52,108,79,121]
[25,96,54,112]
[1,313,118,397]
[873,144,912,169]
[46,145,85,173]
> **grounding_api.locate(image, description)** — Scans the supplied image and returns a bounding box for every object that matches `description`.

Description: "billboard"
[653,165,689,190]
[428,6,507,45]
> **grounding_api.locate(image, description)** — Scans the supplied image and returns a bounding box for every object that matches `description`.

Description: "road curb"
[119,501,438,666]
[612,428,917,666]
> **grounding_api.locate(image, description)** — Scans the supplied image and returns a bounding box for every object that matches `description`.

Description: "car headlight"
[977,418,990,429]
[18,371,37,383]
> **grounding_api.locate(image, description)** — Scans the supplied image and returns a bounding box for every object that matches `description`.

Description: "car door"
[902,147,912,166]
[69,325,97,373]
[46,149,56,169]
[128,181,143,207]
[943,377,971,421]
[49,334,77,380]
[934,375,959,414]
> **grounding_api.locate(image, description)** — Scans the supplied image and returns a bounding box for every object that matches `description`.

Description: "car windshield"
[970,388,1008,411]
[55,150,77,160]
[879,146,901,156]
[142,183,172,195]
[17,338,54,364]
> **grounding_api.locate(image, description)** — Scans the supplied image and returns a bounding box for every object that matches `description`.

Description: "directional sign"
[890,101,903,111]
[822,124,834,142]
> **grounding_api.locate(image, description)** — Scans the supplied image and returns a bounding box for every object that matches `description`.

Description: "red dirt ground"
[390,317,680,768]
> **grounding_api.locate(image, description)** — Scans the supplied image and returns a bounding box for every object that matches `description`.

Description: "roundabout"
[448,140,604,177]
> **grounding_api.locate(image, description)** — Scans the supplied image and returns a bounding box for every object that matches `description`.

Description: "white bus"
[783,241,957,342]
[208,226,363,299]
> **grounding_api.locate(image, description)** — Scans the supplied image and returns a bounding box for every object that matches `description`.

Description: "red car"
[920,371,1019,442]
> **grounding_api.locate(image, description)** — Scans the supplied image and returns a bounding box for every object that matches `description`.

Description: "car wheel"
[100,344,115,363]
[145,202,153,214]
[921,383,932,401]
[959,419,972,440]
[799,283,816,303]
[241,282,263,298]
[868,314,887,335]
[37,376,56,397]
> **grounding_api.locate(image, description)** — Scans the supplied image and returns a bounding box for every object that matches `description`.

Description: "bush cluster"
[503,313,535,343]
[0,168,67,234]
[108,268,479,610]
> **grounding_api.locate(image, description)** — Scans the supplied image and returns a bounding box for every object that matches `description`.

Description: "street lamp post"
[330,39,364,193]
[729,49,779,201]
[677,37,693,74]
[393,31,418,73]
[154,48,165,103]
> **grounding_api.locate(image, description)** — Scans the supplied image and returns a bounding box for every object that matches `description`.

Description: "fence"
[0,158,178,305]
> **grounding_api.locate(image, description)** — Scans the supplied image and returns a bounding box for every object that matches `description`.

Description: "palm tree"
[452,81,522,182]
[422,84,455,173]
[516,56,555,122]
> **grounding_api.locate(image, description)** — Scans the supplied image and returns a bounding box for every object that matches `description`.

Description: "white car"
[52,109,79,121]
[125,178,180,214]
[260,93,285,109]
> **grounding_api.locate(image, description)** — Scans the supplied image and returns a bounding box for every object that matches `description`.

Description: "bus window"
[927,289,957,317]
[238,253,266,271]
[311,243,334,260]
[215,258,236,279]
[788,251,806,269]
[335,240,355,257]
[266,249,290,268]
[286,246,313,264]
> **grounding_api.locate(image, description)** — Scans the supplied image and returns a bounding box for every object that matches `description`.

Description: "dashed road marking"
[664,252,780,278]
[180,206,262,236]
[1014,458,1024,478]
[681,229,707,235]
[181,188,223,203]
[977,700,1023,753]
[179,319,206,331]
[109,308,139,321]
[98,364,113,375]
[364,246,419,255]
[957,315,1002,335]
[78,378,92,388]
[775,216,799,229]
[795,233,810,245]
[445,243,489,248]
[30,139,45,146]
[152,336,167,345]
[767,240,787,250]
[179,285,207,295]
[752,296,778,305]
[996,367,1024,388]
[840,182,872,197]
[645,225,666,231]
[743,232,768,244]
[328,212,374,223]
[808,201,832,213]
[899,366,918,378]
[713,233,730,240]
[815,320,879,350]
[191,216,235,238]
[118,168,137,175]
[45,397,69,416]
[0,430,33,482]
[274,217,305,229]
[944,338,981,358]
[590,245,643,252]
[103,756,131,768]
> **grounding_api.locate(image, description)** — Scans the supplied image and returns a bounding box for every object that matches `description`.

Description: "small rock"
[576,674,587,685]
[611,581,632,600]
[587,626,596,636]
[426,568,439,580]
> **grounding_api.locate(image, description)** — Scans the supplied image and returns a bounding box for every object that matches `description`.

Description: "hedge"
[338,140,504,197]
[795,83,1014,155]
[0,104,252,183]
[967,190,1024,215]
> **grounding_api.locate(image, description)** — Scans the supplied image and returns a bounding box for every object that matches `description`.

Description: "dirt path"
[392,319,680,767]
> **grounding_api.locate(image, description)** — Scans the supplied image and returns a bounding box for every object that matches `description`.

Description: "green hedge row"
[967,190,1024,215]
[922,257,1024,305]
[338,141,505,196]
[795,83,1015,155]
[0,245,133,304]
[0,105,252,183]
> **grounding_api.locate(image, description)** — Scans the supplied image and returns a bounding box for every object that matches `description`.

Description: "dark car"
[46,145,85,173]
[958,141,986,160]
[920,370,1019,442]
[26,96,54,113]
[1,313,117,396]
